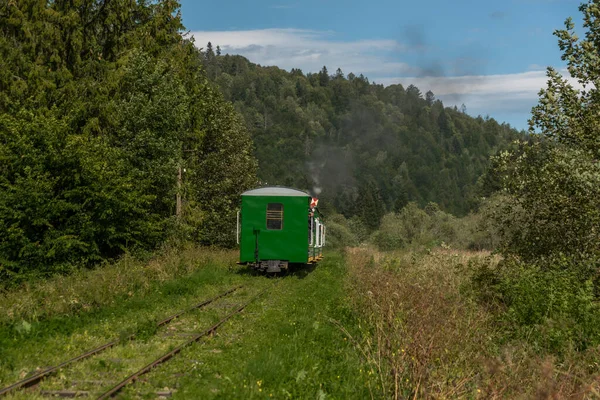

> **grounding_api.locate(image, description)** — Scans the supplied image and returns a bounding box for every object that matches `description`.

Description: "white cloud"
[191,29,412,75]
[379,69,583,115]
[378,70,555,96]
[190,28,583,127]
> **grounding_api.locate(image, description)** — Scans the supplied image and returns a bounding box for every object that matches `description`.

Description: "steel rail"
[96,284,272,399]
[156,285,242,327]
[0,285,243,397]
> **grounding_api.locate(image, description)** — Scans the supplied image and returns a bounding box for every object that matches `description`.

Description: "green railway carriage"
[237,187,325,273]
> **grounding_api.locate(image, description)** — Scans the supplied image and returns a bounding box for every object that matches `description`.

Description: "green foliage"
[0,1,257,283]
[471,256,600,352]
[204,52,524,218]
[372,204,429,250]
[530,1,600,158]
[487,0,600,263]
[491,144,600,261]
[187,94,258,247]
[355,179,386,231]
[370,202,496,251]
[323,214,359,248]
[486,0,600,262]
[475,0,600,355]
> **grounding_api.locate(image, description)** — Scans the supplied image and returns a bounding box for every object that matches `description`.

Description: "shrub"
[370,202,495,251]
[491,144,600,262]
[471,255,600,353]
[324,214,359,248]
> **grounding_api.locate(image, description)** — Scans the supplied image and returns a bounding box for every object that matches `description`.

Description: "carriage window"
[266,203,283,230]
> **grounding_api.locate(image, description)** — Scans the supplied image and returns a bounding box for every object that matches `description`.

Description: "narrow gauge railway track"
[97,283,273,399]
[0,285,243,398]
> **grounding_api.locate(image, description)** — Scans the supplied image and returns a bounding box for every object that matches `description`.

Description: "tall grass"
[344,247,600,398]
[0,246,236,325]
[345,247,494,398]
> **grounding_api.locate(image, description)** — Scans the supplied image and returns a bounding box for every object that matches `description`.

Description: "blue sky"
[180,0,584,130]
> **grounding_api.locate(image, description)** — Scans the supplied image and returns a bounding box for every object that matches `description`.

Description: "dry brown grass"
[344,247,600,399]
[0,246,237,325]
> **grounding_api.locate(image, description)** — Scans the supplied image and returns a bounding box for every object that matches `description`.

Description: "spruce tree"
[319,66,329,86]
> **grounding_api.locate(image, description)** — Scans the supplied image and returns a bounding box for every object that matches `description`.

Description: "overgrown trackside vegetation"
[345,248,494,398]
[0,247,242,389]
[0,249,378,399]
[346,247,600,398]
[0,247,237,326]
[0,0,257,284]
[473,0,600,354]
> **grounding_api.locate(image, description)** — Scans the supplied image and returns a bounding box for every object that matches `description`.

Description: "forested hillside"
[0,0,526,284]
[0,1,256,282]
[201,48,525,219]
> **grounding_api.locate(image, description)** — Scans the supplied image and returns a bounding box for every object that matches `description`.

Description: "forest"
[0,0,526,284]
[203,48,524,220]
[0,0,257,283]
[1,0,600,397]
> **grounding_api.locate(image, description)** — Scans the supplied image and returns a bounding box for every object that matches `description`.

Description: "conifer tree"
[426,90,435,106]
[206,41,215,59]
[319,66,330,86]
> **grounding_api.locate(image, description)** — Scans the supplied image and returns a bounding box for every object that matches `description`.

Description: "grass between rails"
[0,247,243,391]
[346,247,600,398]
[12,243,600,399]
[0,248,378,399]
[31,285,268,399]
[137,252,378,399]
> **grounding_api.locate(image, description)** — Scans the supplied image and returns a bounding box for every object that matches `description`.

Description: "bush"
[325,214,359,248]
[491,144,600,262]
[347,216,369,243]
[471,255,600,353]
[370,202,496,251]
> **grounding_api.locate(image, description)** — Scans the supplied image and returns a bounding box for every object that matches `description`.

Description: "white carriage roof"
[241,187,310,197]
